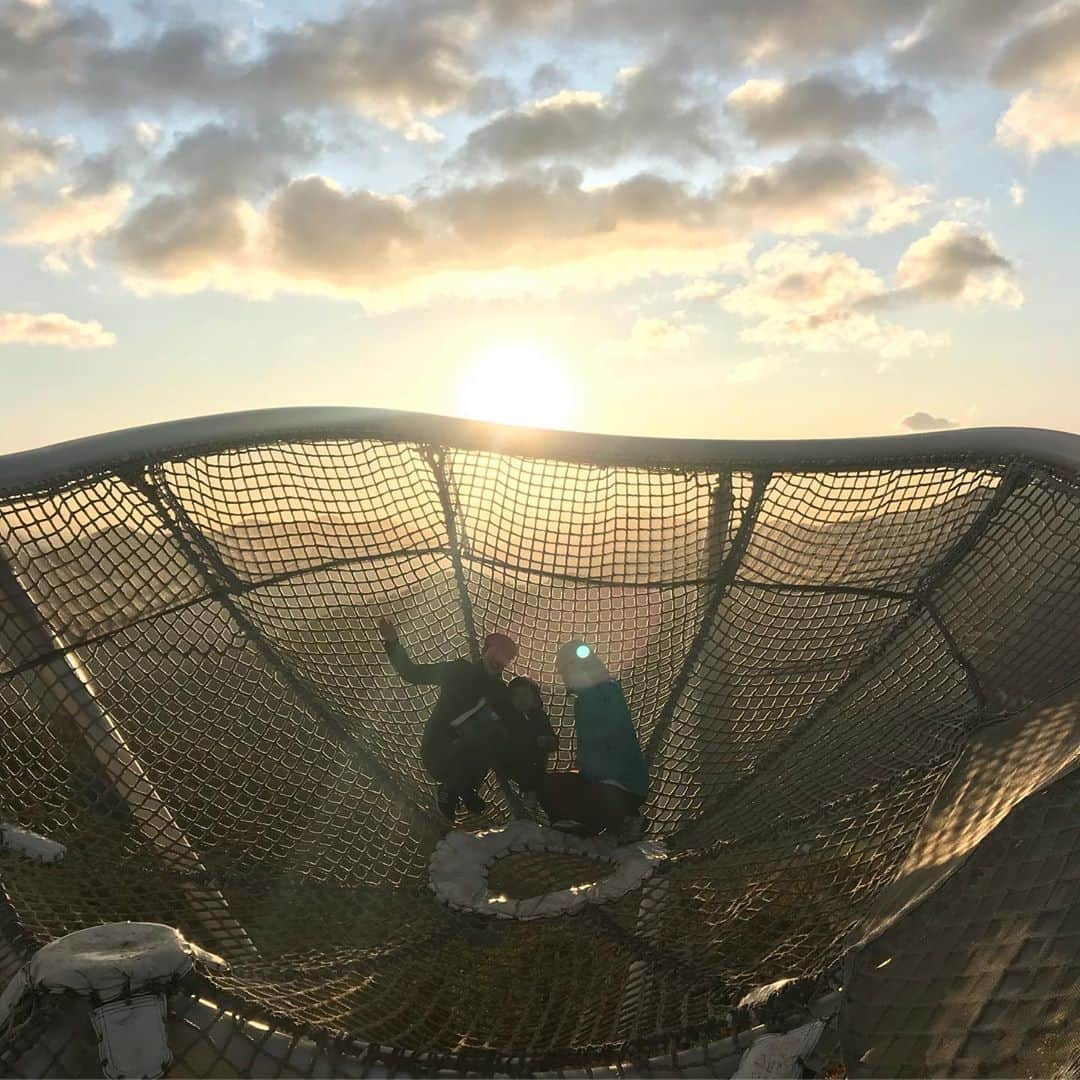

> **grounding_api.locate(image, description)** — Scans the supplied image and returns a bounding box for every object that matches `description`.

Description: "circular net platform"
[1,409,1079,1077]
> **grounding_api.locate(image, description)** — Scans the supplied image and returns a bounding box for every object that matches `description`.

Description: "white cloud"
[0,311,115,348]
[9,182,132,245]
[720,240,944,358]
[134,121,161,147]
[992,5,1080,156]
[997,87,1080,155]
[41,252,70,274]
[865,184,931,233]
[0,118,69,191]
[1010,181,1026,205]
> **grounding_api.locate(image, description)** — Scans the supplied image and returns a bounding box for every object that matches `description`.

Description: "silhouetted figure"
[377,616,517,820]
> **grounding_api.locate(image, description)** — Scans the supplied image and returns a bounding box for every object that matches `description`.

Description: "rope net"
[1,414,1079,1076]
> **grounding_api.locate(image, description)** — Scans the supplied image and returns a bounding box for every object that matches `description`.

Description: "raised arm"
[377,616,448,686]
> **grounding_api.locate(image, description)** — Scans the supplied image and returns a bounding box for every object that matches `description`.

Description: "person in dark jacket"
[541,641,649,842]
[377,615,518,820]
[496,676,559,809]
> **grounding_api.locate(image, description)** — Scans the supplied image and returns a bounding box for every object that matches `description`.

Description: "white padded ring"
[429,821,665,920]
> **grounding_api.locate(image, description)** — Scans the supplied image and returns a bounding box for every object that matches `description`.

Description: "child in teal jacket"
[541,642,649,841]
[574,678,650,799]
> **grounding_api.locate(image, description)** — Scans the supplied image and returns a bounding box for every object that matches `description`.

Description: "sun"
[456,343,579,429]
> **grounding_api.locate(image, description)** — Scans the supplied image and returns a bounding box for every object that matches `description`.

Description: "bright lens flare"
[457,343,579,429]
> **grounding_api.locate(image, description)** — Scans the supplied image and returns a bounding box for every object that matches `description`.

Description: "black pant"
[423,718,503,795]
[540,772,643,835]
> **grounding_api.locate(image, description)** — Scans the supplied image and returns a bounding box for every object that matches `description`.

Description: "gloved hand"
[376,615,399,646]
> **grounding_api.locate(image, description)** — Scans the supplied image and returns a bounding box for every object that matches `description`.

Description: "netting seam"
[675,465,1029,840]
[0,558,922,689]
[0,545,454,685]
[131,464,443,837]
[672,755,955,865]
[915,462,1030,591]
[644,472,771,765]
[424,447,480,663]
[921,598,988,719]
[731,580,914,602]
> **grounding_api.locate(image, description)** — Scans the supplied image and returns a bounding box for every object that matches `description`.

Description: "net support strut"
[0,551,257,959]
[131,465,444,837]
[423,447,480,662]
[645,471,772,764]
[679,462,1027,843]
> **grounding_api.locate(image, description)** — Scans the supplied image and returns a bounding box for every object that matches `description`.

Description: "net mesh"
[1,415,1079,1076]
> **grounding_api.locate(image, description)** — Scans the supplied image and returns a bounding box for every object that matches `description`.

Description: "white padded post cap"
[0,922,227,1080]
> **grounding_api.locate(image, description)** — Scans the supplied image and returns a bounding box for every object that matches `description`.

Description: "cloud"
[0,311,115,348]
[134,121,161,147]
[865,185,932,234]
[891,0,1047,76]
[8,181,131,245]
[710,223,1020,359]
[0,118,68,191]
[529,61,567,97]
[991,5,1080,155]
[101,143,914,304]
[108,190,253,281]
[159,119,322,197]
[726,74,932,145]
[627,316,703,351]
[41,252,70,274]
[562,0,927,64]
[892,220,1022,305]
[1010,181,1026,205]
[719,240,943,358]
[0,0,481,136]
[997,88,1080,153]
[597,314,706,368]
[461,56,723,168]
[989,5,1080,88]
[717,144,926,236]
[901,410,956,430]
[248,6,480,136]
[6,144,132,245]
[726,354,789,384]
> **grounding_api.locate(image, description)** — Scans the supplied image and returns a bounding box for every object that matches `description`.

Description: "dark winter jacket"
[385,641,511,773]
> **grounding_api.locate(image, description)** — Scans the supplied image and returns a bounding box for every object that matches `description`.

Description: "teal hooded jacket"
[574,680,650,798]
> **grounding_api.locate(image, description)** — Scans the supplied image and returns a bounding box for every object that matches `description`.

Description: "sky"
[1,0,1080,453]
